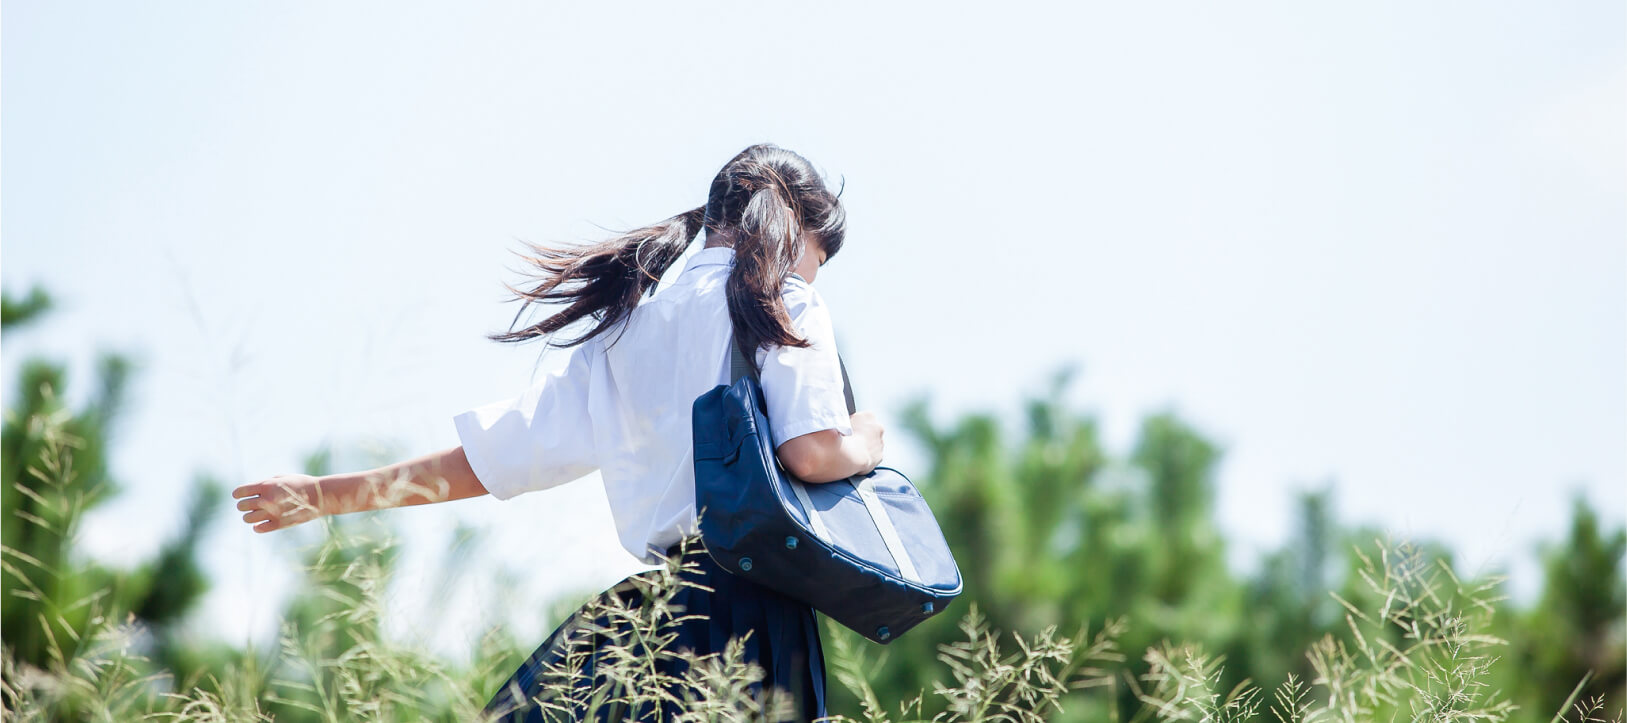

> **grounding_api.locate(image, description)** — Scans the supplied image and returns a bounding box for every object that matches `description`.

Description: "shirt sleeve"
[452,342,599,500]
[757,279,853,448]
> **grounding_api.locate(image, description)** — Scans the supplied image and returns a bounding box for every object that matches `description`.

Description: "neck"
[702,229,735,250]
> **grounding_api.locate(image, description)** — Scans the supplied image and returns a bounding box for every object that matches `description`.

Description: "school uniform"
[453,246,851,721]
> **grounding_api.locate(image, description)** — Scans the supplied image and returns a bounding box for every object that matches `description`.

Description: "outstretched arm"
[232,446,489,533]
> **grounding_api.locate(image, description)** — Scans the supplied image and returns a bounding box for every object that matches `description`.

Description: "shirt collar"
[678,245,808,284]
[681,246,735,275]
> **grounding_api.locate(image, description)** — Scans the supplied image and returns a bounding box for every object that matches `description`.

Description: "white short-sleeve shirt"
[452,246,852,564]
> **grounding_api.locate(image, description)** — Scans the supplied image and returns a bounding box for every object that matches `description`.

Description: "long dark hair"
[488,144,846,365]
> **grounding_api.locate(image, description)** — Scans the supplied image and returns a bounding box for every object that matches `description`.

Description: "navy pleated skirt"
[484,539,826,722]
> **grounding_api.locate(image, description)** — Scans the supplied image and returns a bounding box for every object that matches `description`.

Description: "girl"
[232,143,886,721]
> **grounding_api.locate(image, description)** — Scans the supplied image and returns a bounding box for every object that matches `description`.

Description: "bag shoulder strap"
[729,340,857,415]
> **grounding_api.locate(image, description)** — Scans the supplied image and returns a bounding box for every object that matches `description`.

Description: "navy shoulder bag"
[691,342,962,644]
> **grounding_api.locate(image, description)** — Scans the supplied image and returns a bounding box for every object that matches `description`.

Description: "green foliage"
[1,288,218,681]
[2,286,1621,721]
[856,376,1247,720]
[1,285,53,331]
[1501,496,1626,717]
[835,373,1623,723]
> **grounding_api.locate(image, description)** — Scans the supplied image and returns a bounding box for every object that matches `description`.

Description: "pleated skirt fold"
[484,541,826,722]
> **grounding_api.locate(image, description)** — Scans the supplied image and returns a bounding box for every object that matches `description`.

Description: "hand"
[232,474,326,533]
[850,410,885,474]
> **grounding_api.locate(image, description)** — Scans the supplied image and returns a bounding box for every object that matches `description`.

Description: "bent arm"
[776,429,877,484]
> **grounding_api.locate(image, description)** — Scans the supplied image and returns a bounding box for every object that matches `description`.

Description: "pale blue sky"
[4,1,1623,655]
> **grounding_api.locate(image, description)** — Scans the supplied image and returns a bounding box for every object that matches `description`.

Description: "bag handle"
[729,340,857,416]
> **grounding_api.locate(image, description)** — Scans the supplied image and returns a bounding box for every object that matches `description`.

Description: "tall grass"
[3,408,1619,722]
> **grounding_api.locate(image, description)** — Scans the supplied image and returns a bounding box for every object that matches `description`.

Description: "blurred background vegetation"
[3,284,1622,721]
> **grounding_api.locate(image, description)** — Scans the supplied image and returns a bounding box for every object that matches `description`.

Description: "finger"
[231,483,261,499]
[236,498,265,512]
[242,510,271,524]
[253,519,281,534]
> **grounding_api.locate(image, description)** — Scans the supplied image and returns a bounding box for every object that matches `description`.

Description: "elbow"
[781,457,819,483]
[776,430,846,484]
[778,448,827,483]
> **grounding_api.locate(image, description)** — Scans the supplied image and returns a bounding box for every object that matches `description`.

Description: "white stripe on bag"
[790,480,831,542]
[854,475,921,583]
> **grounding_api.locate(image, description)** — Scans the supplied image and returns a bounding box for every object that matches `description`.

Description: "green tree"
[1,286,219,711]
[825,371,1247,721]
[1505,495,1625,717]
[1232,489,1340,689]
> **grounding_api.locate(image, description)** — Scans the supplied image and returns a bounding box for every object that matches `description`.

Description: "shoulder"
[776,277,839,345]
[780,276,829,320]
[555,330,608,380]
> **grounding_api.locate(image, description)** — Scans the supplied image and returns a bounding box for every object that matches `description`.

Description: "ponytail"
[489,144,845,361]
[723,162,818,365]
[712,146,846,369]
[488,206,705,348]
